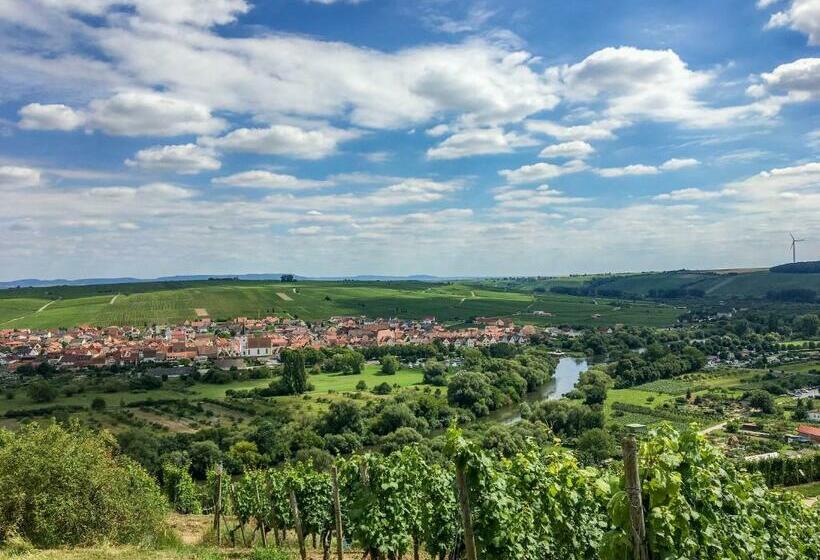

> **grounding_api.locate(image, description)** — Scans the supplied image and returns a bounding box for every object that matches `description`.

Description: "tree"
[281,349,308,394]
[227,440,263,471]
[188,440,222,479]
[319,400,363,435]
[576,428,615,464]
[747,389,776,414]
[794,314,820,337]
[447,371,495,416]
[423,360,447,385]
[0,422,167,547]
[90,397,107,411]
[26,380,57,403]
[355,380,368,391]
[380,354,399,375]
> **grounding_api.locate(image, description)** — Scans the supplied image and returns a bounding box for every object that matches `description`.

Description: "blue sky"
[0,0,818,279]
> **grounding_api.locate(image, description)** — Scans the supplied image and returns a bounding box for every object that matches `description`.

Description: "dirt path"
[699,420,728,435]
[704,275,737,295]
[110,294,120,305]
[0,316,26,326]
[36,300,56,313]
[277,292,293,301]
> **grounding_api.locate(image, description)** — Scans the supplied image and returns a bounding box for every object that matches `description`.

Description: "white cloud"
[596,164,659,178]
[0,165,42,188]
[426,128,537,159]
[499,160,587,184]
[212,170,332,189]
[18,103,83,130]
[20,91,227,136]
[765,0,820,44]
[757,0,781,8]
[525,118,629,141]
[747,57,820,100]
[494,184,586,209]
[24,0,250,27]
[288,225,323,236]
[538,141,595,159]
[597,158,699,177]
[86,91,226,136]
[547,46,770,127]
[654,187,730,201]
[659,158,700,170]
[125,144,221,174]
[201,124,359,159]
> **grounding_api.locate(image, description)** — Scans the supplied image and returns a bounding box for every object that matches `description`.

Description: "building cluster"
[0,315,537,373]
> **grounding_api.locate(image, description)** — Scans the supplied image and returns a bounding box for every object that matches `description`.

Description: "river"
[487,356,590,424]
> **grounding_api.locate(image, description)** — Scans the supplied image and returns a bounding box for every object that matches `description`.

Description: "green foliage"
[161,463,202,514]
[0,421,168,547]
[25,380,57,403]
[281,350,308,395]
[601,426,820,560]
[380,354,399,375]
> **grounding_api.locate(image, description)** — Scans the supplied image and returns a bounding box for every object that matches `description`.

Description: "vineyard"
[162,426,820,560]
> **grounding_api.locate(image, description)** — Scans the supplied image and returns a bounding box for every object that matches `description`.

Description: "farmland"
[0,279,683,329]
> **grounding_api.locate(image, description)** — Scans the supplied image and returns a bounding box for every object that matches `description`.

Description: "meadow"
[0,280,683,329]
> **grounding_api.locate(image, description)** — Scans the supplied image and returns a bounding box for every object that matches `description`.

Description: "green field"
[0,280,683,329]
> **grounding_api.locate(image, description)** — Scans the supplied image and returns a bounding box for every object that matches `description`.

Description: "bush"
[0,421,168,547]
[90,396,107,411]
[26,380,57,403]
[372,382,392,395]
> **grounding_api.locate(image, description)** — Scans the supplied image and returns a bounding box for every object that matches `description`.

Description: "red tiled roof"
[797,425,820,437]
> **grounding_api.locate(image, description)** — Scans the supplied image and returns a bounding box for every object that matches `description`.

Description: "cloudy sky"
[1,0,819,280]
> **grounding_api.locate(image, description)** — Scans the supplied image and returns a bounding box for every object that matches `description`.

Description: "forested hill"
[539,268,820,301]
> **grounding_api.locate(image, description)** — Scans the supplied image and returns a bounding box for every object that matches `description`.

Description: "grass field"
[0,364,424,416]
[0,280,683,329]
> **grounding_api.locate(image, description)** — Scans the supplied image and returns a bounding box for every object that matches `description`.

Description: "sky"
[0,0,819,280]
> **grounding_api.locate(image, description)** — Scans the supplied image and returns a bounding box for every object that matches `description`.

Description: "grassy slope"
[587,270,820,298]
[0,281,682,329]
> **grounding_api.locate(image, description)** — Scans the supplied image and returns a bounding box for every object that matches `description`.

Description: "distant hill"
[769,261,820,274]
[579,269,820,300]
[0,273,458,290]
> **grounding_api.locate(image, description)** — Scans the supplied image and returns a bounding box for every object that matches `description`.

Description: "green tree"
[90,396,106,411]
[281,349,308,394]
[380,354,399,375]
[26,380,57,403]
[0,422,167,546]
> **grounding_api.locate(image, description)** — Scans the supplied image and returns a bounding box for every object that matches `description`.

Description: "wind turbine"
[789,232,805,263]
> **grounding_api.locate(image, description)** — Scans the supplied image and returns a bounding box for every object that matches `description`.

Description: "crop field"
[0,280,683,329]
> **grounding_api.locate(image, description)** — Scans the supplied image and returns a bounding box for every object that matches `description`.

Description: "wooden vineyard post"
[331,465,344,560]
[256,484,267,547]
[455,462,477,560]
[214,463,223,547]
[622,434,649,560]
[290,489,308,560]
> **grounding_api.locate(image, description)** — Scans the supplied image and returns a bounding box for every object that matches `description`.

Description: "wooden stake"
[255,484,267,547]
[622,435,649,560]
[332,465,344,560]
[455,463,477,560]
[290,489,308,560]
[214,464,223,546]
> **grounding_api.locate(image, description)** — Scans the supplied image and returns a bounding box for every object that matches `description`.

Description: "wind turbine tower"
[789,233,805,264]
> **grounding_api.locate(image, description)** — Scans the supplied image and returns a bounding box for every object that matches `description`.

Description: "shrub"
[0,421,168,547]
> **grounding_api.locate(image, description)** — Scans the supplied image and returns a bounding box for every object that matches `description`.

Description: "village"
[0,314,541,373]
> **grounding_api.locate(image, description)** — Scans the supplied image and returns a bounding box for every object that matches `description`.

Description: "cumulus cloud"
[212,170,332,189]
[125,144,221,174]
[653,187,732,201]
[525,118,629,141]
[546,47,771,127]
[0,165,42,188]
[494,184,586,209]
[765,0,820,45]
[596,158,699,177]
[426,128,537,159]
[538,141,595,159]
[747,57,820,100]
[499,160,587,184]
[18,103,83,130]
[19,91,226,136]
[201,124,359,159]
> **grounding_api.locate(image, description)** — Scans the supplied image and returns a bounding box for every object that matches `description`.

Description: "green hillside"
[0,280,682,329]
[583,270,820,299]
